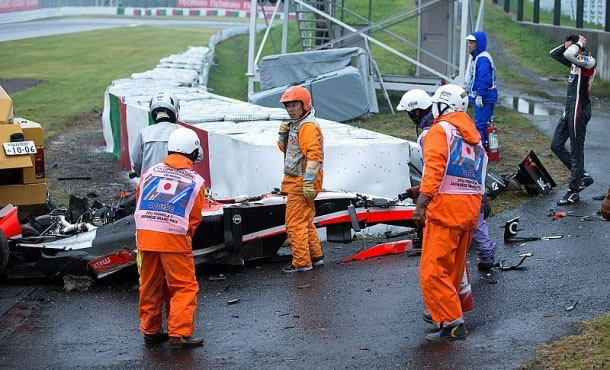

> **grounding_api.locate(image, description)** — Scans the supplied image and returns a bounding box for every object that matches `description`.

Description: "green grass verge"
[486,2,567,78]
[209,22,302,101]
[347,0,419,75]
[522,313,610,369]
[0,25,217,138]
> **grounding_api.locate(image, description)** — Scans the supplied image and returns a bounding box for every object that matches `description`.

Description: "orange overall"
[419,112,483,325]
[278,118,324,268]
[136,154,205,338]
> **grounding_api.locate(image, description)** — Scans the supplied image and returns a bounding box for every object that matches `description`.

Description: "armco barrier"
[118,7,294,19]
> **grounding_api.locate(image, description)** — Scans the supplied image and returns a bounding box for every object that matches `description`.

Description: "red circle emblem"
[164,183,171,190]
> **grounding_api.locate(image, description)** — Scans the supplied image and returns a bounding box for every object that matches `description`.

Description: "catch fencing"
[538,0,606,26]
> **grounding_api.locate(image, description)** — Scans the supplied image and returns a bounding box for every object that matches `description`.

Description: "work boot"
[282,264,313,273]
[425,323,469,342]
[169,336,204,349]
[557,189,579,205]
[422,311,438,325]
[477,261,495,272]
[311,255,325,266]
[143,332,169,346]
[578,173,594,192]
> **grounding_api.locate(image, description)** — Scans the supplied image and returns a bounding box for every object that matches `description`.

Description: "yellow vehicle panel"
[1,84,47,210]
[0,124,33,170]
[0,183,47,206]
[0,85,14,125]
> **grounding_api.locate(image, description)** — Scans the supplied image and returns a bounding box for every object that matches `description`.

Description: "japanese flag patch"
[156,179,178,195]
[461,143,475,162]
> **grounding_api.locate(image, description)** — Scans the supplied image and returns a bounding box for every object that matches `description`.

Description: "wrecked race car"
[1,190,416,280]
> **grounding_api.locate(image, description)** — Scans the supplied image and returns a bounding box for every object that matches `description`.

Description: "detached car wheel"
[0,230,9,275]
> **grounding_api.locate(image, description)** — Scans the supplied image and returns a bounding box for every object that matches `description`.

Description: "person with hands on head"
[465,32,498,149]
[413,84,487,342]
[277,86,324,273]
[399,89,497,271]
[550,34,597,205]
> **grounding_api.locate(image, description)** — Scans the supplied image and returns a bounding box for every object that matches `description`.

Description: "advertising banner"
[177,0,277,12]
[0,0,39,13]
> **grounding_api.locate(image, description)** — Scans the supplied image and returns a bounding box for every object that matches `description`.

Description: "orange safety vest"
[135,163,205,235]
[284,114,324,177]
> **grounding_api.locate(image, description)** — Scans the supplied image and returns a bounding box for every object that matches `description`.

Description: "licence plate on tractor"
[3,141,37,156]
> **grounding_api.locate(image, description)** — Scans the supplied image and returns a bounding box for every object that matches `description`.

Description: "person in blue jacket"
[465,31,498,149]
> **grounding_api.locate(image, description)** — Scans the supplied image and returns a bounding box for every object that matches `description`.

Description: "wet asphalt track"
[0,17,247,42]
[1,18,610,370]
[0,179,608,369]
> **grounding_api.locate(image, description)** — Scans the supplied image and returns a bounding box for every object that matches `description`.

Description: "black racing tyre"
[0,230,9,275]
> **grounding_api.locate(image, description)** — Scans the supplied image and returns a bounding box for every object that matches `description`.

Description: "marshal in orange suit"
[413,84,487,342]
[135,127,206,349]
[277,86,325,273]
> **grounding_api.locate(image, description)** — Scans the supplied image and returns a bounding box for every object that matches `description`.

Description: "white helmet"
[431,84,469,118]
[396,89,432,112]
[150,91,180,123]
[168,127,201,161]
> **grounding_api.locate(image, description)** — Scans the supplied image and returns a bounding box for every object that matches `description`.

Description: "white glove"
[475,95,484,108]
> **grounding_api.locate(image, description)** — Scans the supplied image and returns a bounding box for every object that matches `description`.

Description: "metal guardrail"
[38,0,168,7]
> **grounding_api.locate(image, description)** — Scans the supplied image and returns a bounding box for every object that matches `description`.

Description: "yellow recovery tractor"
[0,84,47,216]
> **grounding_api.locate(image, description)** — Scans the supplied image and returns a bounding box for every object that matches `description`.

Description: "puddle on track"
[498,95,560,116]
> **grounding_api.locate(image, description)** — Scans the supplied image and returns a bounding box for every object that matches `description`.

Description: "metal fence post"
[517,0,524,20]
[504,0,510,12]
[553,0,561,25]
[576,0,584,28]
[606,0,610,32]
[533,0,540,23]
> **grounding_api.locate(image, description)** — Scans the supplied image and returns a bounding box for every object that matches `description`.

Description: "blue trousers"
[474,103,494,148]
[472,212,497,264]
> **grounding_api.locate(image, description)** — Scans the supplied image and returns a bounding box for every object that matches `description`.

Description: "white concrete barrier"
[100,28,414,199]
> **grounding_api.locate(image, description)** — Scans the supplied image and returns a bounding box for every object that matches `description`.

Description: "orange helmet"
[279,86,311,112]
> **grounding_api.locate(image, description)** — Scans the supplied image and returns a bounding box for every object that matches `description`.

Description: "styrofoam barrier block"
[190,119,411,198]
[268,112,290,120]
[180,114,227,123]
[224,113,271,122]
